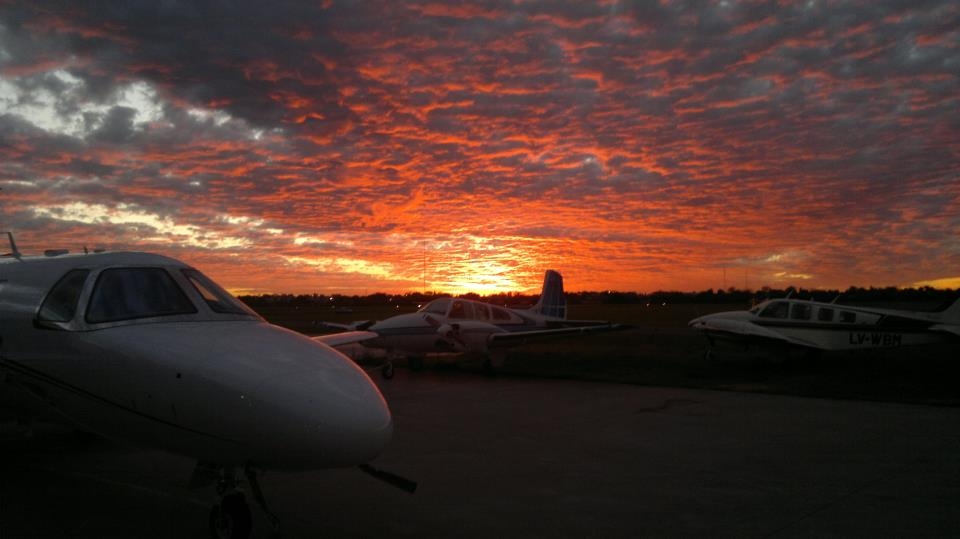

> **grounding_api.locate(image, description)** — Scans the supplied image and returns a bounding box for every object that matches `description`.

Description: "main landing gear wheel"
[382,361,395,379]
[209,492,252,539]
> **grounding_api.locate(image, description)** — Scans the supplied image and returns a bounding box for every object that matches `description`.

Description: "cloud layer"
[2,1,958,293]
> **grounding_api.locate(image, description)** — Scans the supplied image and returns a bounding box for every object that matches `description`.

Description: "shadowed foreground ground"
[2,371,958,538]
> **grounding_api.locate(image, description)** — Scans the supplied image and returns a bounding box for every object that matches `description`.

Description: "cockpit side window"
[86,268,197,323]
[449,300,472,319]
[182,269,257,316]
[790,303,812,320]
[38,269,90,322]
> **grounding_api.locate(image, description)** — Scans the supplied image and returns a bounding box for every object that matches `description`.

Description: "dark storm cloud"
[1,0,958,292]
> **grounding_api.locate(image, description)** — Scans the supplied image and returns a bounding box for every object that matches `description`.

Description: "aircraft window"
[759,301,789,319]
[449,300,473,320]
[839,311,856,323]
[790,303,812,320]
[474,303,490,321]
[421,299,450,315]
[87,268,197,323]
[491,306,512,321]
[818,308,834,322]
[182,269,257,316]
[37,269,90,322]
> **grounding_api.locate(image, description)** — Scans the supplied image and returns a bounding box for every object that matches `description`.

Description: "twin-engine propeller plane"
[321,270,622,377]
[688,295,960,359]
[0,233,414,539]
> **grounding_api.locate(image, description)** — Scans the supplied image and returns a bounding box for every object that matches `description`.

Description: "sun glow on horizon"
[909,277,960,290]
[2,2,957,297]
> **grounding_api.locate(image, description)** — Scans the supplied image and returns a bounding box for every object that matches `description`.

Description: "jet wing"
[312,331,379,347]
[488,324,625,349]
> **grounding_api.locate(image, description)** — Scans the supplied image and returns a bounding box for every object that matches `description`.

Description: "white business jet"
[0,233,414,539]
[322,270,620,377]
[688,295,960,358]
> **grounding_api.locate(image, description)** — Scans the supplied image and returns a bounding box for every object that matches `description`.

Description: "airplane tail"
[530,270,566,319]
[938,297,960,323]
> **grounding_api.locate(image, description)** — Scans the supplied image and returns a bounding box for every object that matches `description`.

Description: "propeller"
[423,314,466,349]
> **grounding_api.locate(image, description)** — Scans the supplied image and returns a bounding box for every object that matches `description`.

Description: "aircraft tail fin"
[530,270,566,319]
[938,297,960,323]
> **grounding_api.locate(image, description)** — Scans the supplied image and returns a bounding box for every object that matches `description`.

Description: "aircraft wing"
[545,319,618,329]
[488,324,625,349]
[693,318,823,349]
[312,331,379,347]
[318,320,376,331]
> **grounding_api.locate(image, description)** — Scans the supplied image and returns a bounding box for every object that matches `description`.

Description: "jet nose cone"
[260,356,393,470]
[346,388,394,460]
[221,326,394,470]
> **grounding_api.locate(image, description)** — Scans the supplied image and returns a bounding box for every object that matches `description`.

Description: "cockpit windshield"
[86,268,197,323]
[419,298,451,315]
[758,301,789,319]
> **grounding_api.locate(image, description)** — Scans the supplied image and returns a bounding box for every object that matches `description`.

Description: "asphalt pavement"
[1,369,958,538]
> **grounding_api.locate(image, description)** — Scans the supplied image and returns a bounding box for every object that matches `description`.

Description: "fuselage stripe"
[0,357,240,445]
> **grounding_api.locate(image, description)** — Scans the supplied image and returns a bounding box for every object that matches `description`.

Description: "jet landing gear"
[206,465,280,539]
[210,490,251,539]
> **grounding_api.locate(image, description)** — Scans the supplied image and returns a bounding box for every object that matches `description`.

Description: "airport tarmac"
[1,369,958,538]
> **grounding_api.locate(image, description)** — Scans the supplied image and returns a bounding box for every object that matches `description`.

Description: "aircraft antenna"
[3,231,21,259]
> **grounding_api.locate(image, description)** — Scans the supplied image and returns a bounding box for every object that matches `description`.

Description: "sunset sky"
[1,1,958,295]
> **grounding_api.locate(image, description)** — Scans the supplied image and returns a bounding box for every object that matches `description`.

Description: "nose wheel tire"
[209,492,252,539]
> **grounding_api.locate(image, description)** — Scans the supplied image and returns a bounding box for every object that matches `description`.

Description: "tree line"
[240,286,958,309]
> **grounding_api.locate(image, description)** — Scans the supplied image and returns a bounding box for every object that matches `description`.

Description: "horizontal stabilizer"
[930,324,960,339]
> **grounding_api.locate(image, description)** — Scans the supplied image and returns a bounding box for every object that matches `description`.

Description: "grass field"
[252,303,960,407]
